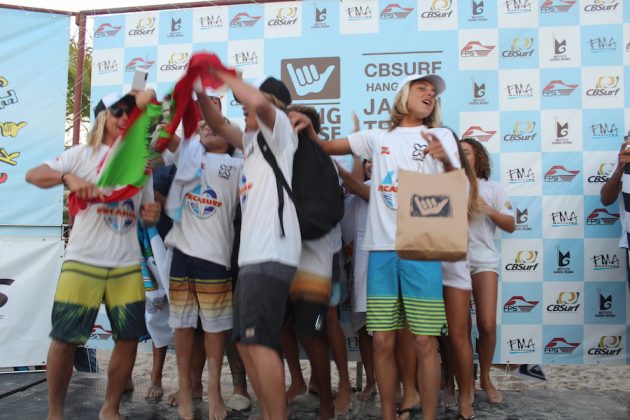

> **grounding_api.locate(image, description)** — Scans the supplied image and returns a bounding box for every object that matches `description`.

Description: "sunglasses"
[110,106,130,118]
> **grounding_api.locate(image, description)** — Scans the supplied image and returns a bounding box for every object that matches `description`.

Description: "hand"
[286,62,335,96]
[478,198,494,215]
[0,121,27,137]
[617,142,630,165]
[64,173,104,201]
[133,89,156,110]
[289,110,313,134]
[422,130,450,166]
[352,112,360,133]
[414,195,449,216]
[141,202,161,226]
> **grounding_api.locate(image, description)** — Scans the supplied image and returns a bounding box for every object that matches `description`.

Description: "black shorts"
[284,298,328,338]
[232,262,296,352]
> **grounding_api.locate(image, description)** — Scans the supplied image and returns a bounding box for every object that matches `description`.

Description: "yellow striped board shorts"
[50,260,147,344]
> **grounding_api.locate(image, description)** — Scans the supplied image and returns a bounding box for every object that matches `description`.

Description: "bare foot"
[209,396,227,420]
[440,384,457,410]
[99,405,123,420]
[123,378,134,394]
[356,383,377,401]
[167,386,203,407]
[145,383,164,400]
[398,389,421,420]
[334,382,352,415]
[286,381,307,404]
[481,381,503,405]
[177,392,194,420]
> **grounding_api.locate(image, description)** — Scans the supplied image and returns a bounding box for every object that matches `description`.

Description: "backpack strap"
[256,132,295,237]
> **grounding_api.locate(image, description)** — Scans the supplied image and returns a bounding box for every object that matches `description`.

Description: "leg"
[437,336,457,409]
[443,286,475,419]
[204,331,228,420]
[356,326,377,401]
[395,328,421,417]
[145,345,167,399]
[472,271,502,404]
[47,339,78,420]
[225,336,251,411]
[281,322,307,403]
[326,305,352,415]
[244,343,287,420]
[174,328,196,420]
[99,339,138,420]
[166,331,206,406]
[413,335,441,420]
[373,331,398,420]
[298,334,335,419]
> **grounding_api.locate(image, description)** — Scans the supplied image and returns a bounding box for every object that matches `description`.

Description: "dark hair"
[461,137,491,180]
[288,104,321,134]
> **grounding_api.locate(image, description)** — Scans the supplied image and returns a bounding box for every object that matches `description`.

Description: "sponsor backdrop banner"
[92,0,630,364]
[0,238,64,368]
[0,8,68,227]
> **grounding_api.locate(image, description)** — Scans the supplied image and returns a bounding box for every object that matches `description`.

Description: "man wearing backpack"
[195,72,300,420]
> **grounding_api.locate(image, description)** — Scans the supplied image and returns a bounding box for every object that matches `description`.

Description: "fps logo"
[125,57,155,72]
[129,17,156,36]
[281,57,340,101]
[585,208,619,225]
[541,0,577,13]
[554,246,573,274]
[587,336,623,356]
[230,12,261,28]
[462,126,496,142]
[544,337,580,354]
[504,0,533,14]
[504,121,536,141]
[420,0,453,19]
[587,162,614,183]
[381,3,414,19]
[504,295,539,312]
[506,251,539,271]
[502,37,535,58]
[95,23,122,38]
[469,78,488,105]
[542,80,578,97]
[461,41,495,57]
[547,291,580,312]
[596,289,614,318]
[544,166,579,182]
[586,76,620,97]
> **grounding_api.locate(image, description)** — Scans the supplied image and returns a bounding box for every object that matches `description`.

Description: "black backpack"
[257,132,344,240]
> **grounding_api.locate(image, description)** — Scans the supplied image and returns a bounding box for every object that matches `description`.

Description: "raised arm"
[288,111,352,156]
[600,143,630,206]
[196,90,243,149]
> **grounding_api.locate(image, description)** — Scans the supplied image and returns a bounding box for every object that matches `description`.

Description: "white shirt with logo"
[238,108,301,267]
[348,126,460,251]
[46,144,154,267]
[299,224,341,278]
[468,178,514,269]
[164,142,242,267]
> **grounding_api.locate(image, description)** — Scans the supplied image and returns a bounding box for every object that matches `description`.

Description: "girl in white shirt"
[460,138,516,405]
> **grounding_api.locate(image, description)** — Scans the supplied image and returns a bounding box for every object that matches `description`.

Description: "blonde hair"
[87,110,109,149]
[448,129,481,217]
[262,92,288,113]
[389,81,442,130]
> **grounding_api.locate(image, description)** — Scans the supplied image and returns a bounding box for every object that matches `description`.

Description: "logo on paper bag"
[410,194,451,217]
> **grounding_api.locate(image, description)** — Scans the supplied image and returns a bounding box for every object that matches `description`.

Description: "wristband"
[61,172,69,185]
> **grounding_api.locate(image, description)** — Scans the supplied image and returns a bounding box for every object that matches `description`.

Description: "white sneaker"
[225,393,251,411]
[514,364,546,381]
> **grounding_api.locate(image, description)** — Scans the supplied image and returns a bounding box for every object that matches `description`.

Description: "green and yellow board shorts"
[50,260,147,344]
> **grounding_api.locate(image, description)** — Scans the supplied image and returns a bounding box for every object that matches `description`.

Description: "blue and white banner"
[0,8,69,227]
[92,0,630,364]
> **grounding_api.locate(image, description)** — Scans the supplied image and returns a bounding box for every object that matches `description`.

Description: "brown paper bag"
[395,169,468,261]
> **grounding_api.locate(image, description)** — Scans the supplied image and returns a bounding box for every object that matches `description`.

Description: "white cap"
[396,74,446,96]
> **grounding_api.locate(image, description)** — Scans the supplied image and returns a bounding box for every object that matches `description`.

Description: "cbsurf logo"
[547,291,580,312]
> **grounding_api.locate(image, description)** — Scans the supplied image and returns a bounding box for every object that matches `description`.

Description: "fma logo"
[200,14,223,30]
[585,208,619,225]
[505,0,533,14]
[506,250,539,271]
[587,336,622,356]
[381,3,414,19]
[587,162,614,183]
[234,50,259,66]
[469,79,488,106]
[95,23,122,38]
[506,83,533,99]
[462,126,496,142]
[544,337,580,354]
[591,122,618,138]
[378,171,398,209]
[96,59,118,74]
[420,0,453,18]
[554,246,573,274]
[583,0,620,13]
[550,210,578,226]
[0,278,15,309]
[586,76,620,97]
[269,7,299,26]
[160,52,188,71]
[345,5,373,20]
[544,166,579,182]
[129,17,156,36]
[542,80,578,97]
[312,7,329,28]
[515,208,532,231]
[125,57,155,72]
[596,289,614,318]
[540,0,576,13]
[461,41,495,57]
[508,167,535,184]
[281,57,340,101]
[504,121,536,141]
[551,36,569,62]
[588,37,616,53]
[591,253,620,270]
[230,12,261,28]
[508,337,536,354]
[547,291,580,312]
[504,295,539,312]
[502,37,535,58]
[410,195,451,217]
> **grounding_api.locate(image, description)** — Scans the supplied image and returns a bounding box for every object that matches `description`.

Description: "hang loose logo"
[410,194,451,217]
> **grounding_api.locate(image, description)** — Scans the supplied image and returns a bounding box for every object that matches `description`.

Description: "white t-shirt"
[164,143,242,267]
[238,108,302,267]
[46,144,154,267]
[299,224,341,278]
[468,178,514,268]
[610,162,628,248]
[348,126,460,251]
